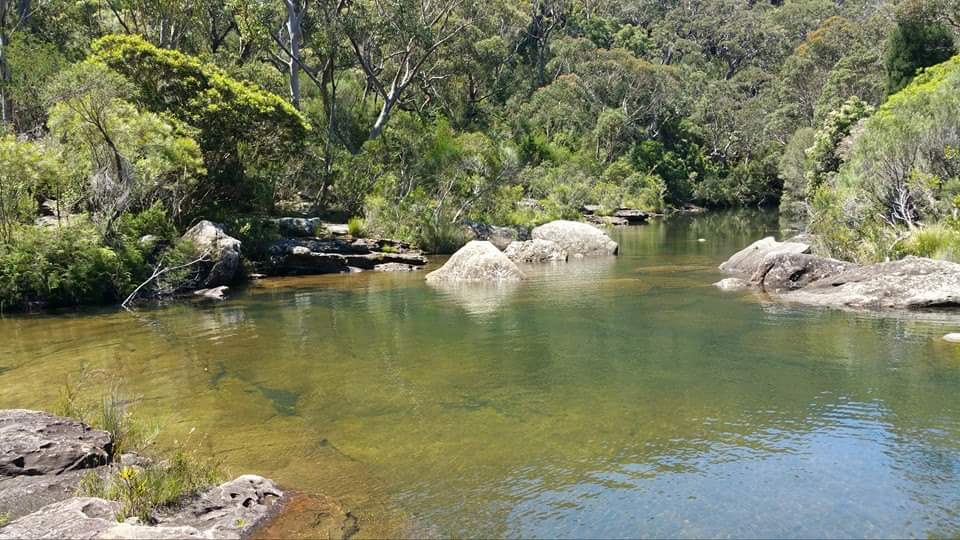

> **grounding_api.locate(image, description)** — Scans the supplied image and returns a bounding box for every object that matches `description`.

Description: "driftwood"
[121,250,211,310]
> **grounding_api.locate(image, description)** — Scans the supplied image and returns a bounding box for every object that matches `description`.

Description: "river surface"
[2,211,960,538]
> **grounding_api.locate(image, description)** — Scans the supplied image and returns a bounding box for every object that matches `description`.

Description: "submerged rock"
[714,278,750,291]
[181,221,242,287]
[0,410,112,476]
[782,256,960,309]
[426,241,526,282]
[751,253,856,293]
[718,236,810,276]
[504,239,568,263]
[943,333,960,343]
[532,220,619,257]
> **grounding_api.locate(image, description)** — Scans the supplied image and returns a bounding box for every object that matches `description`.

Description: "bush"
[347,217,366,237]
[415,217,470,255]
[899,224,960,262]
[0,225,133,312]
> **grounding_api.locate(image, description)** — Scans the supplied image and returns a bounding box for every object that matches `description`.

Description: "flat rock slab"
[751,253,857,293]
[782,256,960,309]
[1,476,283,540]
[0,497,120,540]
[532,220,618,257]
[0,469,93,521]
[719,236,810,276]
[426,241,526,283]
[0,410,112,476]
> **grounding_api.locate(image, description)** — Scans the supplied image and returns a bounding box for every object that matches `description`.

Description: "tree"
[45,62,206,231]
[0,135,58,243]
[884,17,956,95]
[344,0,470,139]
[91,34,309,211]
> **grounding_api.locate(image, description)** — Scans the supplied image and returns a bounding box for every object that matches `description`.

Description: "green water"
[2,211,960,538]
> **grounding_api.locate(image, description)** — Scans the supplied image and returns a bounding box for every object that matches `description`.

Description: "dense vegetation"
[0,0,957,309]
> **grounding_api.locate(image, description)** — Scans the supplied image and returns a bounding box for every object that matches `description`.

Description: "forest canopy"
[0,0,957,308]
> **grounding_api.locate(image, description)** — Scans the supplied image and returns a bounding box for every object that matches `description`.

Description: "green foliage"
[0,136,62,244]
[347,217,366,238]
[0,225,132,311]
[898,224,960,262]
[778,128,816,222]
[90,34,309,213]
[806,97,875,191]
[884,18,956,95]
[415,217,470,255]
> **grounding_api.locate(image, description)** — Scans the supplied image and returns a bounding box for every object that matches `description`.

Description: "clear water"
[2,211,960,538]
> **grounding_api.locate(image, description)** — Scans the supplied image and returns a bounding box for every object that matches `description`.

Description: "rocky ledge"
[266,237,427,276]
[717,237,960,309]
[0,410,282,540]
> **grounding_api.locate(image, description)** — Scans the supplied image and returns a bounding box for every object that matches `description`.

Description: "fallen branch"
[121,250,212,311]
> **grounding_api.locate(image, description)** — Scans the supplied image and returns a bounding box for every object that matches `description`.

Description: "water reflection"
[0,211,959,538]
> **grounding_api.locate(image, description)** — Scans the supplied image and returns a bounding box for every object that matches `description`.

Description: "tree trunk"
[285,1,303,109]
[0,1,12,128]
[369,92,397,140]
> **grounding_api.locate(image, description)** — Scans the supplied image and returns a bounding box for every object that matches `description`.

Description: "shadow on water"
[1,210,959,538]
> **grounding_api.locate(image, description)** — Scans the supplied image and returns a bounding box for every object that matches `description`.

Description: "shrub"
[416,217,470,254]
[0,225,133,312]
[347,217,366,238]
[899,224,960,262]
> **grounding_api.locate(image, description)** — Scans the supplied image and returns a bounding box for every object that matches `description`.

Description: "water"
[2,211,960,538]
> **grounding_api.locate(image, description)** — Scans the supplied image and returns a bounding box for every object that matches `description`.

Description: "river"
[1,211,959,538]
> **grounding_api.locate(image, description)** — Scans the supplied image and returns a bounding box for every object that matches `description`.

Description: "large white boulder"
[531,220,618,257]
[426,241,526,282]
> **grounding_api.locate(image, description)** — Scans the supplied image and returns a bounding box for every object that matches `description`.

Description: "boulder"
[426,241,526,283]
[0,410,112,476]
[718,236,810,276]
[464,223,530,251]
[181,221,242,287]
[0,497,120,540]
[532,220,619,257]
[782,256,960,309]
[274,217,323,238]
[192,287,229,301]
[751,253,857,293]
[504,240,568,264]
[714,278,750,291]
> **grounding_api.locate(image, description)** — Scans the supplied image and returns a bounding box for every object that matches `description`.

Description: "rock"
[0,497,120,540]
[1,476,283,540]
[532,220,619,257]
[782,256,960,309]
[325,223,350,236]
[585,214,629,226]
[679,203,706,214]
[751,253,857,293]
[150,475,283,538]
[580,204,603,215]
[265,238,426,276]
[181,221,242,288]
[0,410,112,477]
[138,235,162,252]
[612,208,649,224]
[0,470,93,522]
[714,278,750,291]
[192,286,229,301]
[374,263,420,272]
[464,223,530,250]
[504,240,568,263]
[518,198,544,212]
[943,333,960,343]
[274,217,323,238]
[718,236,810,276]
[426,241,526,283]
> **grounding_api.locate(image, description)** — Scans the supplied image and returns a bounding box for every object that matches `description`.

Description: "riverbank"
[0,409,290,539]
[716,236,960,310]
